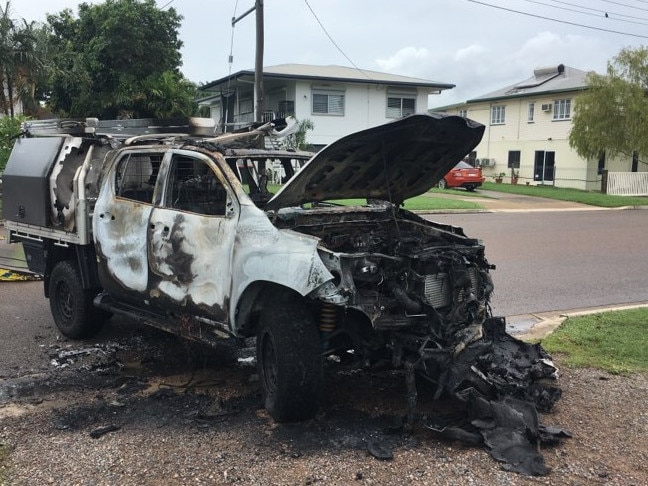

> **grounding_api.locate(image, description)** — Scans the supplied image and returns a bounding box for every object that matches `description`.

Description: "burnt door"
[94,150,165,295]
[147,150,239,323]
[534,150,555,182]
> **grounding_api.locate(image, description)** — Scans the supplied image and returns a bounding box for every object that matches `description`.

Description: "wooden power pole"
[255,0,264,123]
[232,0,265,123]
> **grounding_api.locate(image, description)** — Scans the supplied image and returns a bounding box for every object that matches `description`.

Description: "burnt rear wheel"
[257,298,323,422]
[49,261,106,339]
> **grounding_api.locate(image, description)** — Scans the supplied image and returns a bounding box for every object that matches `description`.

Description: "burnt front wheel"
[438,179,448,189]
[257,299,323,422]
[49,261,106,339]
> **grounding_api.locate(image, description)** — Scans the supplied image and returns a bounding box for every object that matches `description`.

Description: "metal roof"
[466,64,591,103]
[199,64,454,91]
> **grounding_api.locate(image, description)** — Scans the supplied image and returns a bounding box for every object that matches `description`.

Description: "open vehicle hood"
[265,113,485,211]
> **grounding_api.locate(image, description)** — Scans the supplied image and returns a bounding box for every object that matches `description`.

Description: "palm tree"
[0,1,47,117]
[0,1,16,116]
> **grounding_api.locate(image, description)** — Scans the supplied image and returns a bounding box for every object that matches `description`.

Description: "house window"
[553,99,571,120]
[278,100,295,116]
[508,150,521,169]
[491,105,505,125]
[527,103,535,122]
[239,98,253,116]
[458,109,467,118]
[312,88,345,115]
[386,92,416,118]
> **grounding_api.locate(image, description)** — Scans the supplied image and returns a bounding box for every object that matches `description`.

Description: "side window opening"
[166,156,229,216]
[115,153,163,203]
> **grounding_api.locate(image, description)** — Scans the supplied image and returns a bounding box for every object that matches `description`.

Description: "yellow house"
[435,64,618,190]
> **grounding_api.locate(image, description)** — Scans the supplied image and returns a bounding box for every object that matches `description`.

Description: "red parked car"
[438,161,485,191]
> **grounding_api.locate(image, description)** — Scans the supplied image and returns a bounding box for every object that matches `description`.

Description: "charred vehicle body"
[4,114,564,473]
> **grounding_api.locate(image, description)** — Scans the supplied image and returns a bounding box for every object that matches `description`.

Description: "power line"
[303,0,373,80]
[599,0,648,12]
[546,0,648,21]
[520,0,648,25]
[159,0,175,9]
[608,0,648,4]
[465,0,648,39]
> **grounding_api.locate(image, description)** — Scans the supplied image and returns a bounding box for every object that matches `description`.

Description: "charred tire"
[257,299,323,422]
[438,179,447,189]
[49,261,106,339]
[466,185,476,192]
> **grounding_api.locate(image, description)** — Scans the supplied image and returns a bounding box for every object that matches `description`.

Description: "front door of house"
[534,151,555,183]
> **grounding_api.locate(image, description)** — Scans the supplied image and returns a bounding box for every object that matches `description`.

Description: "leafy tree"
[45,0,197,119]
[0,114,24,172]
[570,47,648,168]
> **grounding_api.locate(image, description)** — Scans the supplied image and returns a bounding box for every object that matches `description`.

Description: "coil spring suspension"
[319,302,337,352]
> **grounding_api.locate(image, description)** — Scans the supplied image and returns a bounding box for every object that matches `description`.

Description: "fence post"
[601,169,608,194]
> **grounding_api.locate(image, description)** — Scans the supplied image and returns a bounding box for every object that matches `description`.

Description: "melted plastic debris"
[423,318,569,476]
[0,267,41,281]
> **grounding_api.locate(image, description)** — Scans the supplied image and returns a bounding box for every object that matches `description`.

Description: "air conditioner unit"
[480,158,495,167]
[541,103,552,112]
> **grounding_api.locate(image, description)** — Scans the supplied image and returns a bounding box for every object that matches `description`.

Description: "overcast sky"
[13,0,648,107]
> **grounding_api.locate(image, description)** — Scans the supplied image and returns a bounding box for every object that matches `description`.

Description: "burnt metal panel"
[3,137,64,226]
[265,113,485,210]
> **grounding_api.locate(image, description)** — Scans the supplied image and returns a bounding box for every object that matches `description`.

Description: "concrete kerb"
[511,302,648,342]
[415,204,648,215]
[415,188,648,214]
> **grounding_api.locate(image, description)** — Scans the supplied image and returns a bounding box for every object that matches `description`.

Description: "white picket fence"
[606,172,648,196]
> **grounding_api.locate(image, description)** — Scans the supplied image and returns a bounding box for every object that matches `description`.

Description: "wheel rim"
[261,333,278,395]
[55,281,74,321]
[438,179,446,189]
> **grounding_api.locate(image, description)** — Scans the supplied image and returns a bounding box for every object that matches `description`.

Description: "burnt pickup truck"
[3,114,560,432]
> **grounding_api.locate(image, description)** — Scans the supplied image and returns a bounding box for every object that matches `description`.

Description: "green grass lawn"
[305,195,483,211]
[269,184,484,211]
[482,181,648,207]
[404,194,483,210]
[427,187,492,198]
[542,308,648,374]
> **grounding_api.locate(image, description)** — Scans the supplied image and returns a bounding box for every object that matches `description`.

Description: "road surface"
[425,208,648,317]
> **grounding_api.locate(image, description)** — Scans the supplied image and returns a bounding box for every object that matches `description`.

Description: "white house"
[434,64,644,191]
[197,64,454,149]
